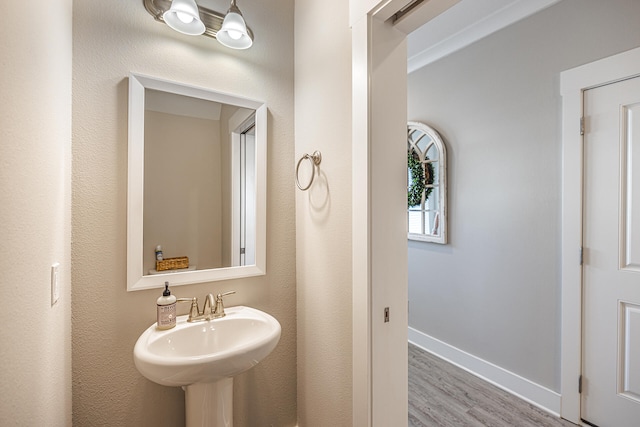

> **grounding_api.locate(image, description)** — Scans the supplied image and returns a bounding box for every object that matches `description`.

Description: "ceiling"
[407,0,561,73]
[199,0,561,74]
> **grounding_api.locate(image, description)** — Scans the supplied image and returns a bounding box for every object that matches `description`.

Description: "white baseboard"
[408,327,561,417]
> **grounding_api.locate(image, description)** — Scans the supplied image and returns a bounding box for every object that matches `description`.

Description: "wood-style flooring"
[408,343,577,427]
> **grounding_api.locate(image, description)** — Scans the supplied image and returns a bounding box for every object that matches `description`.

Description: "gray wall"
[408,0,640,391]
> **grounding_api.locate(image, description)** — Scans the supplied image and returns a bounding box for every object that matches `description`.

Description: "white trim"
[230,131,241,267]
[409,327,562,416]
[351,15,372,426]
[560,46,640,424]
[352,2,409,425]
[407,0,560,73]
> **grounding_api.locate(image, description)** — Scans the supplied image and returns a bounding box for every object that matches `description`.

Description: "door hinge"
[579,247,583,266]
[579,375,583,394]
[580,116,585,135]
[384,307,390,323]
[240,247,246,255]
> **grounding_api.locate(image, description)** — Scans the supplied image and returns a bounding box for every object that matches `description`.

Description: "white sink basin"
[134,305,281,387]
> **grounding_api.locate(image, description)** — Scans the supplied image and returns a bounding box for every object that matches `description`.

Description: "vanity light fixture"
[162,0,205,35]
[144,0,254,49]
[217,0,253,49]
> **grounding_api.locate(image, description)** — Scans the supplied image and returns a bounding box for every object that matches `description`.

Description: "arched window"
[407,122,447,244]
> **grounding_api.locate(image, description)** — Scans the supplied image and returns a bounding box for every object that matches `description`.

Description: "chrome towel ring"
[295,151,322,191]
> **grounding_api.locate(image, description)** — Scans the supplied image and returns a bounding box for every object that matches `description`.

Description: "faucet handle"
[177,297,199,321]
[213,291,236,318]
[217,290,236,300]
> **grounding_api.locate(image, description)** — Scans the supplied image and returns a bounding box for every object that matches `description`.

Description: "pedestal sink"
[133,306,281,427]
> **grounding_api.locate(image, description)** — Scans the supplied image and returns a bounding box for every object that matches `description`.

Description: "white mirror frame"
[407,121,447,244]
[127,73,267,291]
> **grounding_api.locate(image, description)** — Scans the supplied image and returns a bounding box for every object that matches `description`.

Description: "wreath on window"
[408,151,434,208]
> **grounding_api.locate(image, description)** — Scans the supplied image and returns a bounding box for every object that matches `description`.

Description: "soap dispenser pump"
[156,282,177,330]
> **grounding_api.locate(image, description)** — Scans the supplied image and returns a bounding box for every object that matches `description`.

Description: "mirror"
[407,121,447,244]
[127,73,267,291]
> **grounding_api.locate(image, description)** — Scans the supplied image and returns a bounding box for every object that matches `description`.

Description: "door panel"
[622,103,640,272]
[582,76,640,426]
[620,302,640,400]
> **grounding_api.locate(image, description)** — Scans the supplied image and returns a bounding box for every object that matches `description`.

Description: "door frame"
[561,46,640,424]
[352,6,409,426]
[351,0,461,425]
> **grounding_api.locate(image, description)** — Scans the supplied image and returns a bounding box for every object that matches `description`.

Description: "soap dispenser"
[156,282,177,330]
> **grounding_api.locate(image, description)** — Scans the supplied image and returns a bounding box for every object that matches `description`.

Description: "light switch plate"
[51,263,60,305]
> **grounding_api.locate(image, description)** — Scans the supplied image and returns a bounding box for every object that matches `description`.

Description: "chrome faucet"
[177,291,236,322]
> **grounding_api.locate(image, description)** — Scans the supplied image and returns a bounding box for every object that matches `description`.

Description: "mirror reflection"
[143,90,256,274]
[127,73,267,291]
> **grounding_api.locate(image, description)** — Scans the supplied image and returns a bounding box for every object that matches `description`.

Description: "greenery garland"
[407,151,434,208]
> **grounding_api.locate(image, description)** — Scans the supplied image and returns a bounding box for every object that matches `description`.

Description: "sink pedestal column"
[184,378,234,427]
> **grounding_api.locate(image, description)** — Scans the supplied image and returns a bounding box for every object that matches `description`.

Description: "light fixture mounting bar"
[144,0,235,39]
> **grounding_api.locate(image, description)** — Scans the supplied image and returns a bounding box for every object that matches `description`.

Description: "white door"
[582,76,640,426]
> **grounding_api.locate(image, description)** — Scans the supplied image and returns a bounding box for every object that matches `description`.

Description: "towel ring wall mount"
[295,151,322,191]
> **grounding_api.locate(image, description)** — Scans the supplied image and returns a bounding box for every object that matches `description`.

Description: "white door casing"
[351,0,462,425]
[352,11,409,427]
[561,47,640,424]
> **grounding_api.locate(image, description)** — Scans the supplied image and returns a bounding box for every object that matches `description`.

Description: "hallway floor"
[408,343,577,427]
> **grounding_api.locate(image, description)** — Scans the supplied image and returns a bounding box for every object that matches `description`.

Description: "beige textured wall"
[144,112,222,271]
[294,0,353,425]
[72,0,296,425]
[0,0,72,425]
